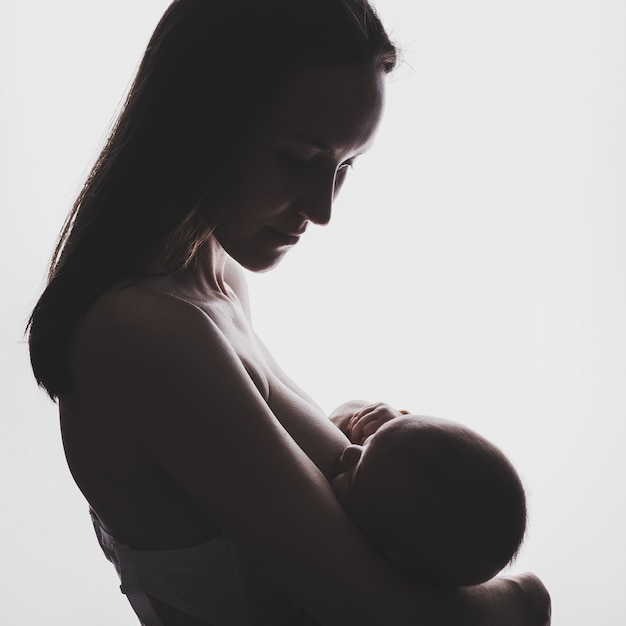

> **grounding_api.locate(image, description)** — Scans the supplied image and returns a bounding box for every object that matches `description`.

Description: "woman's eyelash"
[339,159,355,171]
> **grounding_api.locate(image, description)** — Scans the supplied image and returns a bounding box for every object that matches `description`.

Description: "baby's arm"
[330,400,408,444]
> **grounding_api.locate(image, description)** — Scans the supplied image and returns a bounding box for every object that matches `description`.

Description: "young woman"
[28,1,550,624]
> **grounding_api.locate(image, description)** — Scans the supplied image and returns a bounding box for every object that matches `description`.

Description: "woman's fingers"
[513,573,552,626]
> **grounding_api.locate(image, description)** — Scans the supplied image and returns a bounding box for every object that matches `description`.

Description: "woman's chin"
[236,248,289,273]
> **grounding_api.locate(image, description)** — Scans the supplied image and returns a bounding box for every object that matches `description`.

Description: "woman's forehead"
[272,66,385,156]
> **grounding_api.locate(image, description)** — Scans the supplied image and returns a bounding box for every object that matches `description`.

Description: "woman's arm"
[72,287,549,626]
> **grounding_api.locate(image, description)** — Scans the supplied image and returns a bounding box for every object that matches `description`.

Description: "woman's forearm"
[361,571,550,626]
[247,509,550,626]
[452,574,551,626]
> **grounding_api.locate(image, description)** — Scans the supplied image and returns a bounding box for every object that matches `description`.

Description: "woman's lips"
[266,227,301,246]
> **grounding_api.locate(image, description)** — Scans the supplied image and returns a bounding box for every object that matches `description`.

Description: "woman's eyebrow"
[287,133,333,154]
[287,133,368,160]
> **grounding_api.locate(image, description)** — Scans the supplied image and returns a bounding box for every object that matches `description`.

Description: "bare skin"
[59,66,550,626]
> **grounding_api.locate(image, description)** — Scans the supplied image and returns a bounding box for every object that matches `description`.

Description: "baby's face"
[330,443,371,533]
[331,415,437,532]
[330,443,364,515]
[331,415,458,532]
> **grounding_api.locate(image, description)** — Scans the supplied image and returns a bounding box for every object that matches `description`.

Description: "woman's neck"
[183,238,231,297]
[137,237,234,303]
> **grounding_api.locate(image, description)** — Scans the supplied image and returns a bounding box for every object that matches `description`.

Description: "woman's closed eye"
[276,149,355,174]
[338,158,355,172]
[334,159,355,193]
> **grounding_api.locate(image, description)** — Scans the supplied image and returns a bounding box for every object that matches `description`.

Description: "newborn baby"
[330,404,526,587]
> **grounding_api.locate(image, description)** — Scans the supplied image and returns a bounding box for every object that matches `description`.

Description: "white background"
[1,1,624,624]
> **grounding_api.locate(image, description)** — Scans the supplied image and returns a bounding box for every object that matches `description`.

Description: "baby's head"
[331,415,527,586]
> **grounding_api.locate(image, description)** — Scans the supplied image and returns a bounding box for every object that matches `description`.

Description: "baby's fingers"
[348,402,398,429]
[353,416,389,444]
[349,405,401,443]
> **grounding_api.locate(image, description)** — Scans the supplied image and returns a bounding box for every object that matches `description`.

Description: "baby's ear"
[381,547,412,575]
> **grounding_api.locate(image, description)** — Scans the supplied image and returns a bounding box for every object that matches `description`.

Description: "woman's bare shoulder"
[75,284,223,355]
[69,283,263,436]
[84,282,206,325]
[72,284,240,390]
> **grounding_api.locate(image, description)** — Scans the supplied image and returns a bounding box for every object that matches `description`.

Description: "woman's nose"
[296,171,337,226]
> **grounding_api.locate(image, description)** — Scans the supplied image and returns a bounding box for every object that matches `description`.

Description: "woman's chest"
[213,315,346,478]
[234,342,347,478]
[184,295,348,477]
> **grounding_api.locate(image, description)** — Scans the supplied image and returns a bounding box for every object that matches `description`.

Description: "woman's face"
[212,65,385,272]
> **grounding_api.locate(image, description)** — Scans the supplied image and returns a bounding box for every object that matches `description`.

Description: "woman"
[28,0,550,624]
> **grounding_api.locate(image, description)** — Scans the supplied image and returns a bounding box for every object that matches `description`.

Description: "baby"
[329,403,527,587]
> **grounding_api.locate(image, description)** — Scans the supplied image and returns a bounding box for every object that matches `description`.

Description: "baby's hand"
[348,402,406,444]
[328,400,372,436]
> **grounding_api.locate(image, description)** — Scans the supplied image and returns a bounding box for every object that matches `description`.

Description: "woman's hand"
[457,572,551,626]
[508,573,552,626]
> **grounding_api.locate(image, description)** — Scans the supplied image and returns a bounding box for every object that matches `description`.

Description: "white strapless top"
[91,509,250,625]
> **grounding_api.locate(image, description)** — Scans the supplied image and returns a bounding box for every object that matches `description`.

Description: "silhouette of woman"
[28,1,550,624]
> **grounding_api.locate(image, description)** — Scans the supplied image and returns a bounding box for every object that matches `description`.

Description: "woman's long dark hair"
[28,0,397,400]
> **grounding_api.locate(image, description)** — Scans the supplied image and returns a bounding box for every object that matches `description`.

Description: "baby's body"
[330,403,526,587]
